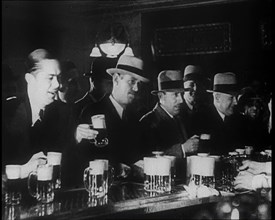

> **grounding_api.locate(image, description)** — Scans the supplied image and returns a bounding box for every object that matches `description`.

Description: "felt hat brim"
[151,88,185,95]
[107,68,149,83]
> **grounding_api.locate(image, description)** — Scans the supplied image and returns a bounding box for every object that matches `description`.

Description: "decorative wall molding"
[154,22,231,56]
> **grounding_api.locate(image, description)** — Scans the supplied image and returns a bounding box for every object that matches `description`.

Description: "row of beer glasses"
[5,152,62,205]
[83,159,114,198]
[220,148,252,192]
[143,152,176,193]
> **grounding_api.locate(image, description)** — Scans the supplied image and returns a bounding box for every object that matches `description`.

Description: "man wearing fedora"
[74,57,115,117]
[194,72,245,154]
[180,65,211,137]
[66,55,149,186]
[139,70,200,159]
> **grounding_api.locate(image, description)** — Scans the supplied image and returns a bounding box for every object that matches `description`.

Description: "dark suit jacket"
[62,95,142,187]
[2,96,73,167]
[139,103,188,159]
[193,105,245,155]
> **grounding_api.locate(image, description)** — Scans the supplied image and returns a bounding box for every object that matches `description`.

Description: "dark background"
[2,0,272,106]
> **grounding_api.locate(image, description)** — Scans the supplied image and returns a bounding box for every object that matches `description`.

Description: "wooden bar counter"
[2,181,241,220]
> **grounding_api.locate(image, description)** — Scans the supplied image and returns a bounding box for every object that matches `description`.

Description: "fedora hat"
[207,72,239,95]
[106,55,149,82]
[151,70,184,95]
[183,65,205,82]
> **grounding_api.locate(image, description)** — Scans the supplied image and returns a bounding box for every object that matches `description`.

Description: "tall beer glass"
[47,152,62,189]
[5,165,22,205]
[83,160,105,197]
[90,115,108,147]
[28,164,54,203]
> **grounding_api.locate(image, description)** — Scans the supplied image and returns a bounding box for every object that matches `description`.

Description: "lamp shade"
[123,44,134,56]
[90,44,102,57]
[99,42,126,58]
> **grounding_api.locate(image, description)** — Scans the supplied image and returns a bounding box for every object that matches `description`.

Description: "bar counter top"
[3,181,240,220]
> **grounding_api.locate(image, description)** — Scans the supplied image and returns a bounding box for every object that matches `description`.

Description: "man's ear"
[113,73,120,85]
[214,93,220,102]
[25,73,35,84]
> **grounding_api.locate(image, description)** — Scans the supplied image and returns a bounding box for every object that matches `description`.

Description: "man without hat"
[65,55,150,186]
[180,65,211,137]
[194,72,245,154]
[3,49,74,190]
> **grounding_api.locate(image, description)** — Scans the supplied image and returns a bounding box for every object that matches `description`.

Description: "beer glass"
[28,164,54,203]
[144,157,157,192]
[155,157,171,193]
[144,157,171,193]
[199,134,211,153]
[90,114,108,147]
[5,165,22,205]
[94,159,114,194]
[189,155,215,188]
[83,160,105,197]
[47,152,62,189]
[163,155,176,185]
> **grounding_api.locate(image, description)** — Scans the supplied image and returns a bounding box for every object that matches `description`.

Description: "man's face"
[216,92,237,116]
[160,91,184,116]
[30,59,60,107]
[183,80,197,105]
[244,100,260,119]
[115,74,141,106]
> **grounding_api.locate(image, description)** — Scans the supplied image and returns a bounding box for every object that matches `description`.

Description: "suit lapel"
[155,104,188,141]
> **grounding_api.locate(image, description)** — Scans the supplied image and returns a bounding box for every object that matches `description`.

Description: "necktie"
[122,110,128,121]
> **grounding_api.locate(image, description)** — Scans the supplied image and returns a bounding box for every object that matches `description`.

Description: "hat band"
[183,73,203,82]
[213,84,238,93]
[160,80,184,90]
[117,64,143,77]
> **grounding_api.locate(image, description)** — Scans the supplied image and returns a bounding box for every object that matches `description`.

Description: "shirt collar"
[28,91,44,126]
[216,109,226,121]
[109,94,124,119]
[159,104,174,119]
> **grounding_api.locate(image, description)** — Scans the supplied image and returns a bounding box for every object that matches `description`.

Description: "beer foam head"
[209,155,221,162]
[265,149,272,156]
[6,165,21,179]
[91,114,106,129]
[235,149,245,155]
[155,157,171,175]
[143,157,157,175]
[47,152,62,165]
[197,153,209,157]
[94,159,108,171]
[200,134,211,140]
[89,160,104,175]
[245,146,253,155]
[163,155,176,167]
[37,164,53,181]
[152,151,164,157]
[190,156,215,176]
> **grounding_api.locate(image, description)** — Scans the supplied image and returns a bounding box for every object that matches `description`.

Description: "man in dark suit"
[139,70,199,159]
[180,65,211,137]
[137,70,200,182]
[194,72,245,155]
[66,55,149,186]
[2,49,72,167]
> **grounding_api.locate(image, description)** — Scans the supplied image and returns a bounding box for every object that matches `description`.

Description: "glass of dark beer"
[5,165,22,205]
[90,114,108,147]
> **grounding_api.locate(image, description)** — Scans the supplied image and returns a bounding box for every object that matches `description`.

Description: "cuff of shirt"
[181,144,186,158]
